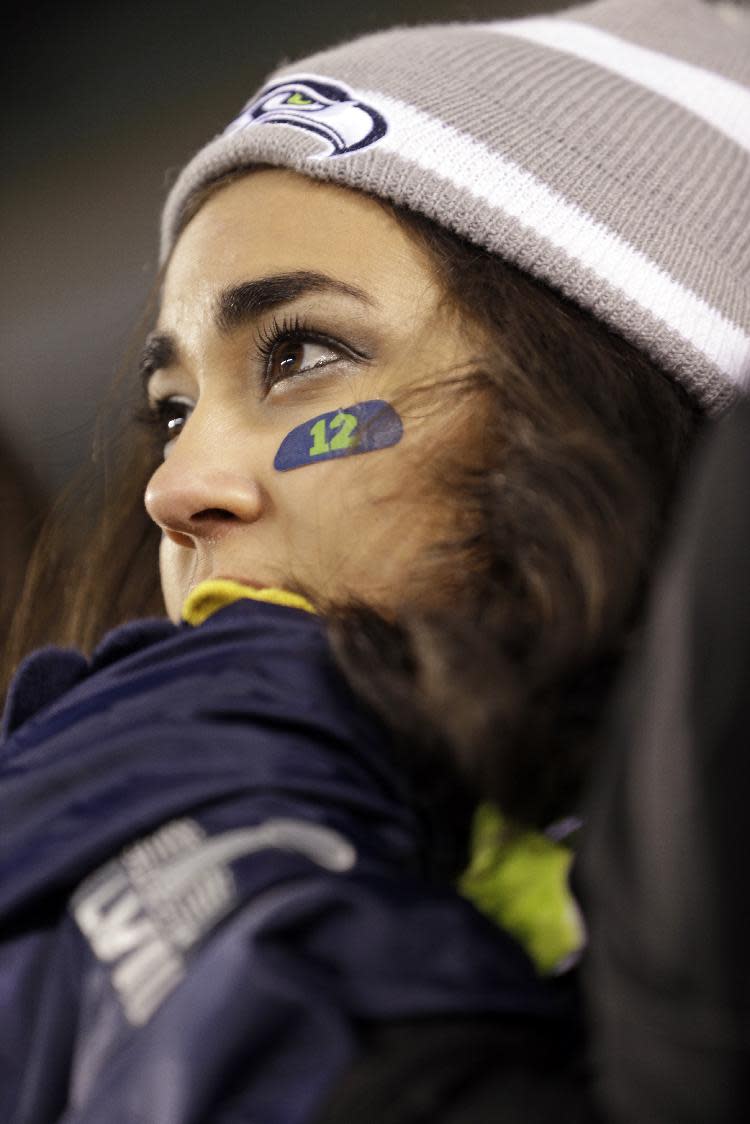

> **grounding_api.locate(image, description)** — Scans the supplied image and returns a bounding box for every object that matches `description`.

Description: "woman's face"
[144,169,485,621]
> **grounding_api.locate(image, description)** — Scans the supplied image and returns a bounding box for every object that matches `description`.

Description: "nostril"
[192,508,236,522]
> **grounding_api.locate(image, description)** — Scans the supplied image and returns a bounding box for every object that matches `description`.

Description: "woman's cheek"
[159,534,189,623]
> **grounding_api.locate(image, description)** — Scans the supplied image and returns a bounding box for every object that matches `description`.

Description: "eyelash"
[136,315,363,453]
[133,396,193,459]
[255,313,360,392]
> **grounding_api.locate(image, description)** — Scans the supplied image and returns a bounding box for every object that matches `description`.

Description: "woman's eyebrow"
[139,332,178,390]
[139,271,375,389]
[215,270,374,334]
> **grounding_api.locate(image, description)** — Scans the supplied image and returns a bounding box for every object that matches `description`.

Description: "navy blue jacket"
[1,599,577,1123]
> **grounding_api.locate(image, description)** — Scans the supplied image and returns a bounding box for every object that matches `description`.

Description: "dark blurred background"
[0,0,742,632]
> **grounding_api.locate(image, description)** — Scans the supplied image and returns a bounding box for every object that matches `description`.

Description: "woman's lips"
[211,575,273,590]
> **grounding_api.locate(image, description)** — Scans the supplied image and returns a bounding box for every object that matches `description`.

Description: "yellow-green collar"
[182,579,316,626]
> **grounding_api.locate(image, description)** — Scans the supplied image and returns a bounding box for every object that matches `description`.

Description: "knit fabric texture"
[160,0,750,415]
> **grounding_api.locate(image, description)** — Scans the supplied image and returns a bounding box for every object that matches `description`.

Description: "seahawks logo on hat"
[224,76,387,158]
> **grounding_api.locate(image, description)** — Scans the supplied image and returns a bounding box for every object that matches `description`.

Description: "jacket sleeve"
[1,599,570,1124]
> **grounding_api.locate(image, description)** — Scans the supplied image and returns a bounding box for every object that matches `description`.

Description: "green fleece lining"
[459,803,585,974]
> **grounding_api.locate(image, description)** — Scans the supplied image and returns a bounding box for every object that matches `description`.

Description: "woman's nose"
[143,431,266,545]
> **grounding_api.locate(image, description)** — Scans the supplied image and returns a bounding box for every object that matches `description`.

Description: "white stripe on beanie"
[490,18,750,153]
[367,89,750,386]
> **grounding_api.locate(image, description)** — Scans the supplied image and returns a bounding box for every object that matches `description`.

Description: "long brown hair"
[2,184,703,848]
[0,435,46,652]
[327,206,704,847]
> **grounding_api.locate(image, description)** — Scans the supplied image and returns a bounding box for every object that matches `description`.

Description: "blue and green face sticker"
[274,400,403,471]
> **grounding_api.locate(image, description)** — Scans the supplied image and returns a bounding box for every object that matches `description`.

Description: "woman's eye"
[267,338,341,387]
[152,395,194,457]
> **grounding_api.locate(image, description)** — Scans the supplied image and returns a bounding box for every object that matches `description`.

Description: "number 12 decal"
[308,410,360,456]
[274,400,403,472]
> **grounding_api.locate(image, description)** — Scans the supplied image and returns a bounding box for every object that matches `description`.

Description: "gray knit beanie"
[161,0,750,415]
